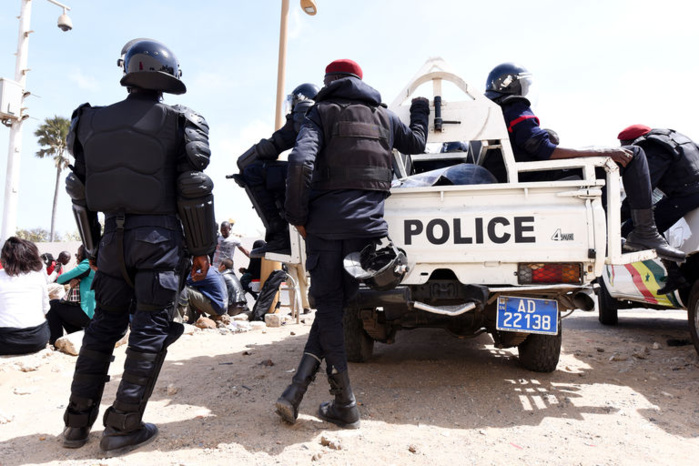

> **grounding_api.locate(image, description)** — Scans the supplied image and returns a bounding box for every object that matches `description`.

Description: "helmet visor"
[518,74,533,97]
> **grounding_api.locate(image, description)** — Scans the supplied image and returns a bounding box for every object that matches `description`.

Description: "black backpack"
[250,269,287,321]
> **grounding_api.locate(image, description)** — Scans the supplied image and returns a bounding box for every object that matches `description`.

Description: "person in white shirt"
[0,237,50,355]
[212,221,249,269]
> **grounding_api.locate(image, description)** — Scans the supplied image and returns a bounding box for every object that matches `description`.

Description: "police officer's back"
[61,39,217,454]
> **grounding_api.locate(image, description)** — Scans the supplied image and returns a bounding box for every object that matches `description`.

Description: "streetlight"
[0,0,73,243]
[274,0,317,130]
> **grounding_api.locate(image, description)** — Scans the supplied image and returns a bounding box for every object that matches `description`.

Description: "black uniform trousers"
[303,234,376,375]
[622,191,699,237]
[70,214,185,405]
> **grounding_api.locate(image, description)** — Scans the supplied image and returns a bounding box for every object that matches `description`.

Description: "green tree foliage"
[16,227,51,242]
[34,116,71,242]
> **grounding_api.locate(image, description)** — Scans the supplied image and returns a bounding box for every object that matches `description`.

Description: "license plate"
[496,296,558,335]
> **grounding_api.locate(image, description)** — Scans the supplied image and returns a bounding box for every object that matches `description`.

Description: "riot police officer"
[617,125,699,235]
[233,83,319,258]
[275,59,429,429]
[61,39,217,453]
[484,63,685,263]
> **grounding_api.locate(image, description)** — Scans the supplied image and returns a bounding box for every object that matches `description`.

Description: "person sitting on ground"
[46,250,73,300]
[46,245,96,345]
[219,258,249,317]
[177,266,228,322]
[239,239,264,300]
[0,237,50,355]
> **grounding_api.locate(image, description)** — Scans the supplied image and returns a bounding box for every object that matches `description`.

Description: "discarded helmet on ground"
[119,39,186,95]
[344,239,408,291]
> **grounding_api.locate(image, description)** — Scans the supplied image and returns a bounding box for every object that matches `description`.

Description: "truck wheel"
[687,282,699,356]
[517,329,562,373]
[597,279,619,326]
[344,307,374,363]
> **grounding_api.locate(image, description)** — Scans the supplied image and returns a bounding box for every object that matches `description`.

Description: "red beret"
[618,124,651,141]
[325,59,363,80]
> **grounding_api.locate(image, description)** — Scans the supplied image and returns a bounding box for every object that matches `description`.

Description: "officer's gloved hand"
[256,138,279,161]
[409,97,430,118]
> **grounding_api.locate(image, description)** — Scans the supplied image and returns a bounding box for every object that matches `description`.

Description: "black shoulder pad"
[67,103,92,157]
[173,104,209,135]
[499,95,531,107]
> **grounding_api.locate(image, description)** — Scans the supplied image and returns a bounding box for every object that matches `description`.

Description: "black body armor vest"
[635,129,699,196]
[311,101,393,192]
[77,96,181,214]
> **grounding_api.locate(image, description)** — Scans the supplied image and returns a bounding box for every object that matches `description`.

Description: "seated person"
[177,267,228,322]
[46,250,72,300]
[239,239,264,300]
[219,259,249,316]
[483,62,685,262]
[233,83,319,258]
[0,237,50,355]
[46,246,96,345]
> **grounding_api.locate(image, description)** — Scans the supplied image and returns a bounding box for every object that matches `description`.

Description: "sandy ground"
[1,304,699,466]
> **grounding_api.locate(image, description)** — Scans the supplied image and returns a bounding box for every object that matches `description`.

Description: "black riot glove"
[409,97,430,118]
[255,138,280,161]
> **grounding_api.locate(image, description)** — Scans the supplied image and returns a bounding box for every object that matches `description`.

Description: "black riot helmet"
[484,63,532,100]
[119,39,186,95]
[343,239,408,291]
[285,82,320,113]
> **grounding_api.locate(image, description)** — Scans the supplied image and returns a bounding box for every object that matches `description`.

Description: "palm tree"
[34,115,71,241]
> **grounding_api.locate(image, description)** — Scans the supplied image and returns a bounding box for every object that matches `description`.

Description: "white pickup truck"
[272,58,657,372]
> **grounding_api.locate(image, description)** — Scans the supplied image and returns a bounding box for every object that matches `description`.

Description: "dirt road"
[1,307,698,465]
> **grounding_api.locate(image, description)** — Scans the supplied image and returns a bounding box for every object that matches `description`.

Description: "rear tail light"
[518,263,582,285]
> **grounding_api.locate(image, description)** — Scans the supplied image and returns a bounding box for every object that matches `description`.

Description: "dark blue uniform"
[621,129,699,235]
[494,96,653,210]
[285,77,428,374]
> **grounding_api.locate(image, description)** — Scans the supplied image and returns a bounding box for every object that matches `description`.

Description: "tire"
[597,279,619,326]
[687,282,699,356]
[517,328,562,373]
[344,307,374,363]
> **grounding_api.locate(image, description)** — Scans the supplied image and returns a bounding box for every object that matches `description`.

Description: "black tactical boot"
[99,411,158,454]
[62,348,115,448]
[62,395,100,448]
[275,353,321,423]
[251,218,291,258]
[657,259,690,295]
[318,370,360,429]
[624,209,686,262]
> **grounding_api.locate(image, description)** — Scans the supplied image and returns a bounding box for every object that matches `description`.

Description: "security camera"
[57,12,72,32]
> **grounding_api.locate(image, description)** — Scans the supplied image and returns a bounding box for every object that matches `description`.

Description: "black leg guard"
[318,370,360,429]
[246,184,290,258]
[275,353,321,424]
[625,209,687,263]
[62,348,115,448]
[99,322,183,454]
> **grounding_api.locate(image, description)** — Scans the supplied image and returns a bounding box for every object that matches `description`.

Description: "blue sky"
[0,0,698,237]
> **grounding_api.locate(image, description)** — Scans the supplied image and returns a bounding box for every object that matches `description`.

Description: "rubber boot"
[275,353,321,423]
[657,259,689,295]
[62,348,115,448]
[624,209,687,262]
[318,370,361,429]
